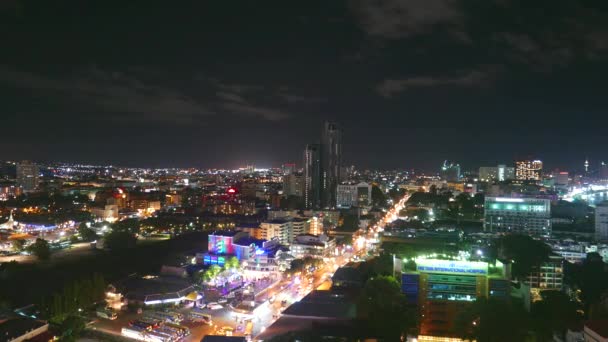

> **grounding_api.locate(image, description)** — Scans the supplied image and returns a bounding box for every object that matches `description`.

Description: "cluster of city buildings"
[197,223,337,278]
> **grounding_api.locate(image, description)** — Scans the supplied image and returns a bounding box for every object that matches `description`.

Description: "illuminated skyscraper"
[584,158,589,173]
[515,159,543,181]
[479,164,514,182]
[16,160,39,191]
[304,144,321,209]
[321,122,342,208]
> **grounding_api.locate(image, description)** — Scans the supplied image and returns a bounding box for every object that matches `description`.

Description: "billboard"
[415,259,488,275]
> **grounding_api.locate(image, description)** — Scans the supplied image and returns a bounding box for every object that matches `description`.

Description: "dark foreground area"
[0,232,209,308]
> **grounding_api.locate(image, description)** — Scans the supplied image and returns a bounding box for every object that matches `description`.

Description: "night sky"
[1,0,607,172]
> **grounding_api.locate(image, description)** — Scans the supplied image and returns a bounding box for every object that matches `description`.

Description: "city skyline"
[2,1,608,170]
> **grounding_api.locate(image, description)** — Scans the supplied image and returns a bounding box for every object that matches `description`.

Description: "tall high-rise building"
[440,160,460,182]
[595,202,608,242]
[553,171,569,186]
[336,182,372,208]
[321,122,342,208]
[515,159,543,181]
[282,163,296,175]
[283,173,304,198]
[497,164,514,181]
[304,144,321,209]
[479,164,515,182]
[16,160,39,191]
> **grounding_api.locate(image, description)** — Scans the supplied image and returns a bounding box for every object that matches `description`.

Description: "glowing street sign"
[415,259,488,275]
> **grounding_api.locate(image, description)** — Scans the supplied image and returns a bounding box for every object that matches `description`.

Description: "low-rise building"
[260,219,292,245]
[484,197,551,235]
[0,317,49,342]
[90,204,119,222]
[584,320,608,342]
[526,254,564,301]
[290,234,336,259]
[596,202,608,242]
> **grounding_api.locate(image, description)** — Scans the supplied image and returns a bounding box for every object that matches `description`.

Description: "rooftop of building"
[332,265,365,284]
[263,218,292,224]
[0,318,47,341]
[209,230,241,237]
[234,222,259,228]
[292,240,325,247]
[258,317,367,341]
[586,320,608,338]
[114,275,196,303]
[233,236,266,248]
[200,336,247,342]
[281,290,358,319]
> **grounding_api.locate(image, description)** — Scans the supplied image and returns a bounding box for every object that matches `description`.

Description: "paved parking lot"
[91,304,244,341]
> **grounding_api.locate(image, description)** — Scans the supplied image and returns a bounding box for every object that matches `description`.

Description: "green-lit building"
[484,197,551,235]
[402,257,510,339]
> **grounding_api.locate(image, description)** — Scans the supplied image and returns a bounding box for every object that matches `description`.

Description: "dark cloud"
[377,68,497,98]
[216,91,246,103]
[0,66,214,125]
[351,0,608,73]
[350,0,465,39]
[0,66,303,125]
[278,93,326,104]
[221,102,291,121]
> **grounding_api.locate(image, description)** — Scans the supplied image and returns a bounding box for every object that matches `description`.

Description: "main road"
[251,193,410,340]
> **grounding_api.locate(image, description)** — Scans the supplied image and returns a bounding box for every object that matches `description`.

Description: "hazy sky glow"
[1,0,607,171]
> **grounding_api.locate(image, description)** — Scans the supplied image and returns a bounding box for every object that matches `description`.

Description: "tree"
[357,276,415,340]
[339,213,359,232]
[104,231,137,250]
[202,264,223,282]
[286,259,306,274]
[406,208,429,221]
[388,187,406,202]
[531,290,580,341]
[371,185,387,208]
[27,238,51,260]
[111,218,141,234]
[225,256,240,270]
[566,252,608,318]
[78,222,98,242]
[11,239,26,252]
[58,315,86,341]
[455,297,530,342]
[494,234,551,280]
